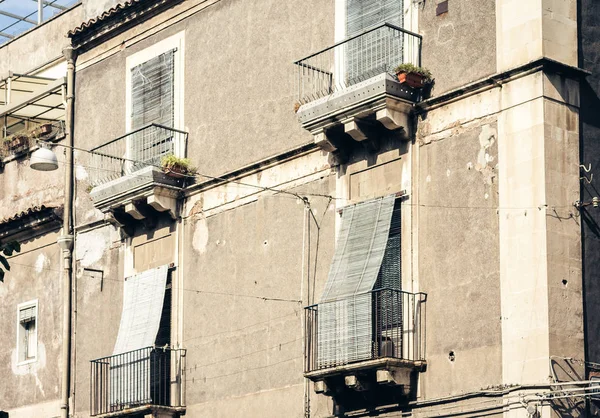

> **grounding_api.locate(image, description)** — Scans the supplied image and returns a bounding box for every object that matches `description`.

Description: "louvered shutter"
[317,195,396,368]
[374,200,402,356]
[345,0,404,83]
[19,306,36,323]
[130,49,175,166]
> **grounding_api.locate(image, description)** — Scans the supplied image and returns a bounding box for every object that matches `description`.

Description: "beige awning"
[0,74,66,135]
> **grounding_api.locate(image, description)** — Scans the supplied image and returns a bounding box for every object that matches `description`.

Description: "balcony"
[295,23,422,155]
[304,288,426,412]
[90,346,186,417]
[88,124,188,227]
[0,74,67,163]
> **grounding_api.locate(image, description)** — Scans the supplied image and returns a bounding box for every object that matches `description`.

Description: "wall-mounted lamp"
[30,144,58,171]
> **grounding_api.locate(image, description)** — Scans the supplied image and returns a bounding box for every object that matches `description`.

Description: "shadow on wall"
[335,131,410,178]
[579,2,600,414]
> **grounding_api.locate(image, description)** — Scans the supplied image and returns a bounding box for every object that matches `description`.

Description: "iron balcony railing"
[295,23,422,104]
[88,123,189,187]
[90,346,186,416]
[304,288,426,373]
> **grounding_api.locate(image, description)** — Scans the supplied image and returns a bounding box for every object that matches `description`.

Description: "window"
[345,0,404,82]
[125,32,185,166]
[130,50,175,167]
[317,195,402,368]
[346,0,404,36]
[17,300,38,364]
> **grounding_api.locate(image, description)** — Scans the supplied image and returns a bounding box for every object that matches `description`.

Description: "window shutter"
[19,306,36,323]
[110,265,169,407]
[130,49,176,165]
[345,0,404,83]
[317,195,396,368]
[113,265,170,355]
[375,199,401,291]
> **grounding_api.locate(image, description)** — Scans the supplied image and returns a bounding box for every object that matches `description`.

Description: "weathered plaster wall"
[183,176,335,417]
[418,0,496,95]
[82,0,122,20]
[0,155,66,221]
[0,4,83,75]
[71,224,125,417]
[417,115,502,399]
[0,232,63,415]
[73,0,333,183]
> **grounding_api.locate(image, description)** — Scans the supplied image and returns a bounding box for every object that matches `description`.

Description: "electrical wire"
[185,335,302,370]
[4,258,303,303]
[183,309,299,343]
[30,154,583,214]
[184,355,302,382]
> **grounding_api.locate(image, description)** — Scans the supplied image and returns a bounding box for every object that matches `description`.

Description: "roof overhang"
[0,206,63,244]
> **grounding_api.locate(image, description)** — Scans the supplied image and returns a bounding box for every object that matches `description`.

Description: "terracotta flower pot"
[9,135,29,151]
[164,165,187,178]
[397,72,426,88]
[33,123,53,138]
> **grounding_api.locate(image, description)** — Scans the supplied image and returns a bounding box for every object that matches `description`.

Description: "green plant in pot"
[161,154,194,178]
[6,134,29,151]
[393,63,433,88]
[2,136,12,152]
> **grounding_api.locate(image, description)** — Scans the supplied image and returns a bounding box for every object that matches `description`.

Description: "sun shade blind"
[317,195,396,367]
[110,265,169,407]
[130,49,175,165]
[19,306,36,323]
[113,265,169,355]
[345,0,404,82]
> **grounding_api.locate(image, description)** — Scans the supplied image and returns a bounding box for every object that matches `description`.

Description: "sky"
[0,0,78,43]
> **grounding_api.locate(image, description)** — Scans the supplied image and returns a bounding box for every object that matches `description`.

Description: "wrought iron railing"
[90,346,186,416]
[88,123,188,187]
[0,120,65,159]
[304,288,426,373]
[295,23,422,104]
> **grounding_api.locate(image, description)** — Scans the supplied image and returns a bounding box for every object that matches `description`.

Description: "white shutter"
[345,0,404,82]
[19,306,36,323]
[113,265,169,354]
[317,195,396,367]
[110,265,169,407]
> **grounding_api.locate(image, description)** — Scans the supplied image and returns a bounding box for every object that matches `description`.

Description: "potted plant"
[393,63,433,88]
[7,134,29,152]
[32,123,53,138]
[161,154,194,178]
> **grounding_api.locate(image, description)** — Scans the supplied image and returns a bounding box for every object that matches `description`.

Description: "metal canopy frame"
[0,0,79,44]
[0,74,66,137]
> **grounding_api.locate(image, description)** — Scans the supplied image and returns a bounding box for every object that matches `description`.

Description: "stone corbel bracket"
[297,73,417,153]
[90,166,184,233]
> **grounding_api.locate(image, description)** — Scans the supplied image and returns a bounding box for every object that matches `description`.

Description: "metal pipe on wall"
[59,44,76,418]
[37,0,43,24]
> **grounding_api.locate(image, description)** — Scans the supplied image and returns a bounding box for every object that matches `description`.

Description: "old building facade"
[0,0,599,417]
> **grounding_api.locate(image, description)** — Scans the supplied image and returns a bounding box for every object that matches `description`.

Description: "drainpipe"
[59,45,76,418]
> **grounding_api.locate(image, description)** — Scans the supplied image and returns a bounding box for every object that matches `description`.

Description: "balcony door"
[345,0,404,83]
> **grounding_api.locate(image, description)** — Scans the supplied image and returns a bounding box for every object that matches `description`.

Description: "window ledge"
[16,358,38,366]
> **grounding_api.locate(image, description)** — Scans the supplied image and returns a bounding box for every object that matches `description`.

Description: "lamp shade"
[30,147,58,171]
